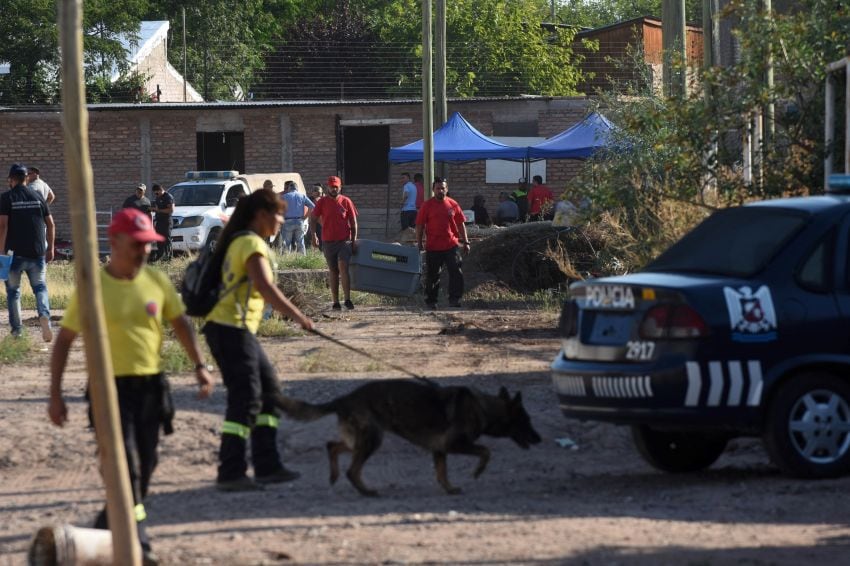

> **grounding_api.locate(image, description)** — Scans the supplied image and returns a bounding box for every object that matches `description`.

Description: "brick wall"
[1,97,592,241]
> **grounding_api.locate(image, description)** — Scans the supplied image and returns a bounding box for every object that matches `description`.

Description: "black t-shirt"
[153,192,174,224]
[0,184,51,258]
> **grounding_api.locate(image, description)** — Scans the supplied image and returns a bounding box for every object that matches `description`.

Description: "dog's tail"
[271,391,334,422]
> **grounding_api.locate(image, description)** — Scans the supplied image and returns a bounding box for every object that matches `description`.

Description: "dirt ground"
[2,303,850,565]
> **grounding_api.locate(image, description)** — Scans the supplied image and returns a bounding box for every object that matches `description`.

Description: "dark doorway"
[197,132,245,172]
[341,126,389,184]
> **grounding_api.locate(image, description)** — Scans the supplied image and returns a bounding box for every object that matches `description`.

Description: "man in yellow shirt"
[48,208,214,565]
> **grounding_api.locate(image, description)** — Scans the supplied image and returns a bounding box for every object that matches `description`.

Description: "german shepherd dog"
[272,379,542,495]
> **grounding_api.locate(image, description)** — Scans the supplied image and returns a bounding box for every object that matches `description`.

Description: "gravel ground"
[2,304,850,565]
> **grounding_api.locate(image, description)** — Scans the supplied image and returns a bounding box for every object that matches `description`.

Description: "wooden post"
[422,0,434,199]
[57,2,141,565]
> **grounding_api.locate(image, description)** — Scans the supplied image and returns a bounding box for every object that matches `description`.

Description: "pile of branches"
[464,222,606,293]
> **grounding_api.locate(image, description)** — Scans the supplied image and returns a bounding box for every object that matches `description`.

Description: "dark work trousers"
[91,374,162,551]
[424,246,464,305]
[154,218,172,261]
[202,322,284,481]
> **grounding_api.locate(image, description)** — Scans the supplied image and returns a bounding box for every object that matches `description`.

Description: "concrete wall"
[0,97,590,241]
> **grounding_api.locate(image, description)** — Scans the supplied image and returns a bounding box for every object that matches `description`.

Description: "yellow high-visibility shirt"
[62,266,185,376]
[205,233,270,334]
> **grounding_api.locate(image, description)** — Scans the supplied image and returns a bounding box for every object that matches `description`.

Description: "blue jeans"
[5,256,50,335]
[280,219,306,254]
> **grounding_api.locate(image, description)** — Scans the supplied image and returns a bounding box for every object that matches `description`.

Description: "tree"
[372,0,592,97]
[147,0,303,101]
[570,0,850,267]
[558,0,704,28]
[0,0,149,105]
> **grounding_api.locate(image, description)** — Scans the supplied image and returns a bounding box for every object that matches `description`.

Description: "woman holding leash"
[203,188,314,491]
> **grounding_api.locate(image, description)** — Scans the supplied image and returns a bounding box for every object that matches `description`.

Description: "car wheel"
[631,425,728,473]
[763,373,850,478]
[205,228,221,255]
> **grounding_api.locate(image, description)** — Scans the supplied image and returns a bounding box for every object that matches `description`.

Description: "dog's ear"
[512,391,522,405]
[498,386,510,401]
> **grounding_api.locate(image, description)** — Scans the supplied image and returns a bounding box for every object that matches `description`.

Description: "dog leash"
[309,328,435,386]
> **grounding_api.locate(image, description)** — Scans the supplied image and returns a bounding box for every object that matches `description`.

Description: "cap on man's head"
[28,166,40,175]
[8,164,27,178]
[327,176,342,188]
[108,208,165,243]
[136,183,146,192]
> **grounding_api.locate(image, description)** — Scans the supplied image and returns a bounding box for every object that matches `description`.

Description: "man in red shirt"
[311,176,359,310]
[528,175,555,221]
[415,177,470,309]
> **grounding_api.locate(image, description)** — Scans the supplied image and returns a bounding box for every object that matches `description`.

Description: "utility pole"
[662,0,687,97]
[422,0,434,199]
[763,0,775,146]
[435,0,447,179]
[182,8,187,102]
[702,0,720,196]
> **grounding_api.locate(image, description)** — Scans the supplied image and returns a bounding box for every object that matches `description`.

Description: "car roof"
[746,194,850,214]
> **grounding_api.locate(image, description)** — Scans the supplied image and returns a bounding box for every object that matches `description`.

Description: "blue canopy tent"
[388,111,528,163]
[527,112,616,160]
[385,111,527,234]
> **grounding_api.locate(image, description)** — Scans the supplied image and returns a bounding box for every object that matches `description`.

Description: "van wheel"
[632,425,728,473]
[763,373,850,478]
[205,228,221,255]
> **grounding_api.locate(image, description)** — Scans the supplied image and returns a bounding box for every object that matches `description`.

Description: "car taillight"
[639,304,708,339]
[559,300,578,337]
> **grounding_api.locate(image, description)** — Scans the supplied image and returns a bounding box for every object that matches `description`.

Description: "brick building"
[0,96,590,240]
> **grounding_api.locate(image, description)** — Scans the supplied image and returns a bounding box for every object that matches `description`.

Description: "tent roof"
[527,112,616,159]
[388,111,527,163]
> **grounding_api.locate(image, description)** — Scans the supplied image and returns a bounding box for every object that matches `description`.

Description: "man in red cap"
[48,207,214,565]
[311,175,358,310]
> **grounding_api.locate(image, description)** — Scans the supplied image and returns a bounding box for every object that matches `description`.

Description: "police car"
[551,179,850,478]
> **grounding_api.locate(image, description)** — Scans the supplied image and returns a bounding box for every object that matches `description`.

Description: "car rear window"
[645,206,809,277]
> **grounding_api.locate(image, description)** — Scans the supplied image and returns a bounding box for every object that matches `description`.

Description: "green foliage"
[570,0,850,269]
[149,0,300,101]
[372,0,592,97]
[558,0,704,28]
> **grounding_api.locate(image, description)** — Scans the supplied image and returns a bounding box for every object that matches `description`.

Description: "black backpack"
[180,231,248,317]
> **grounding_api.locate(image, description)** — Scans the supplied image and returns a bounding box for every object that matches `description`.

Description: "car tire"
[631,425,728,473]
[763,372,850,478]
[205,228,221,255]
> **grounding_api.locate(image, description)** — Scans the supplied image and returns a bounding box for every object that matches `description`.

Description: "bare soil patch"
[2,305,850,565]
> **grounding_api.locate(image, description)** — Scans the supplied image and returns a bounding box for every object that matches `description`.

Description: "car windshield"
[169,184,223,206]
[645,206,809,277]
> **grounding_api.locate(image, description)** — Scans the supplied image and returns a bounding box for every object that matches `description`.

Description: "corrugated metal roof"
[1,95,581,113]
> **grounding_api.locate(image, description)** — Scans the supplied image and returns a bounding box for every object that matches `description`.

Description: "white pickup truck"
[168,170,305,254]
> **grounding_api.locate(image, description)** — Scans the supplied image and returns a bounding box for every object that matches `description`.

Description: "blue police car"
[551,187,850,478]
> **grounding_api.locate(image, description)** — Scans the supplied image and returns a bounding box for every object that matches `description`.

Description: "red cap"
[327,175,342,188]
[108,208,164,242]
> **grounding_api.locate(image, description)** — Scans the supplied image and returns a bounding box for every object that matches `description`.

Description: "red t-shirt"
[414,181,424,209]
[416,197,466,252]
[313,194,358,241]
[528,185,554,215]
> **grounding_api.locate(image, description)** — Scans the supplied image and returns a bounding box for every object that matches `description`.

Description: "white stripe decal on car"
[685,362,701,406]
[747,361,763,406]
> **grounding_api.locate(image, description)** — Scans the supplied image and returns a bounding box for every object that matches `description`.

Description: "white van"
[168,171,305,254]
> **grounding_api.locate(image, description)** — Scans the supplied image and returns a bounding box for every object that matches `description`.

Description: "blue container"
[349,240,421,297]
[0,254,12,281]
